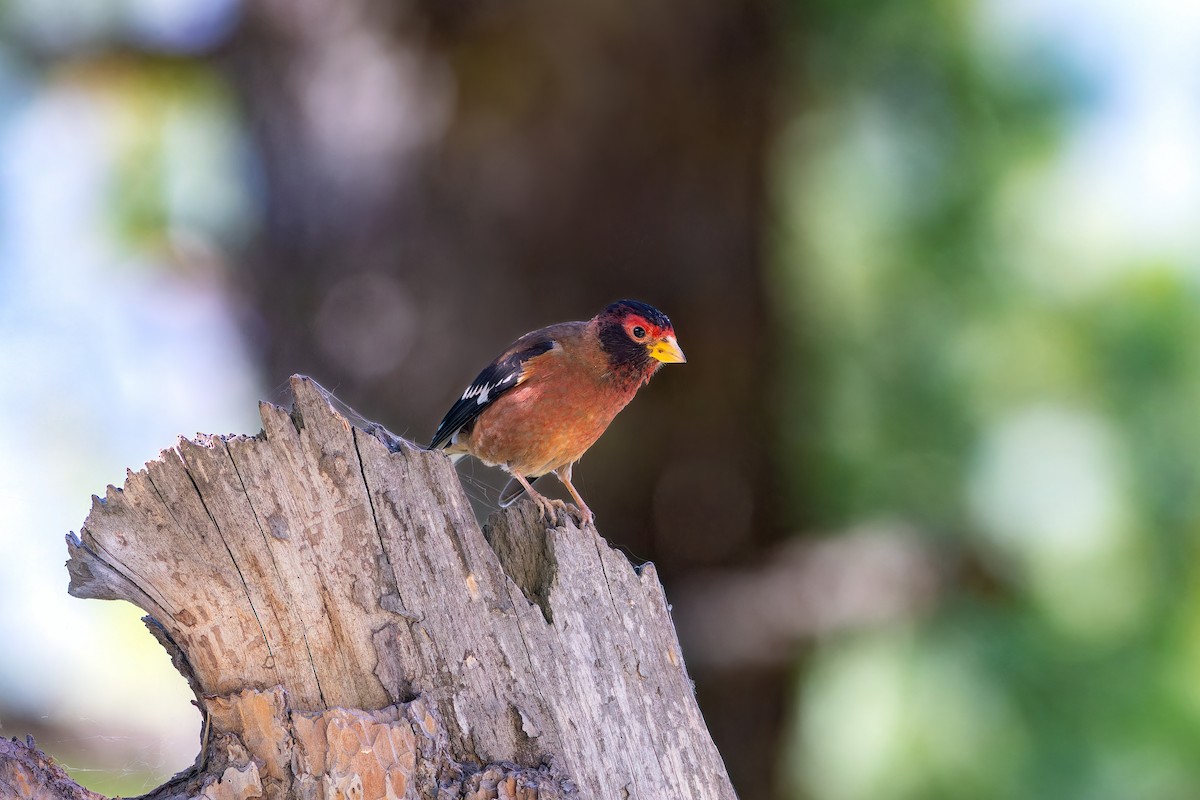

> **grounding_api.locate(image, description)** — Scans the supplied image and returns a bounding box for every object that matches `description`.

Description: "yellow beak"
[648,335,687,364]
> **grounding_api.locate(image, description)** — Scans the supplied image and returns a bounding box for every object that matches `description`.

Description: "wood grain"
[46,376,736,798]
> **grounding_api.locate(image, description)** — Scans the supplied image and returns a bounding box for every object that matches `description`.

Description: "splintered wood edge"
[55,374,734,799]
[61,375,407,698]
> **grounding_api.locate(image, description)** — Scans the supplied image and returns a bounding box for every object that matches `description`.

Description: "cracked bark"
[5,375,735,799]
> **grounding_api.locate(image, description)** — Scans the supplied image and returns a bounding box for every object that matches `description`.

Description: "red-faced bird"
[429,300,686,525]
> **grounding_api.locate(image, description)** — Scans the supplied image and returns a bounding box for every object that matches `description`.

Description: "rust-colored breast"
[464,332,644,476]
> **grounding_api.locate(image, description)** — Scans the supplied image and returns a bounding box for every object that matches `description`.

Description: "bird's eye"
[632,326,646,339]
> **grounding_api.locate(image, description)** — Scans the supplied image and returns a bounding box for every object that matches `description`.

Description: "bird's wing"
[428,322,582,451]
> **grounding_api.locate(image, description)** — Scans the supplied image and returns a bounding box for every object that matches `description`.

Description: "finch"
[429,299,685,524]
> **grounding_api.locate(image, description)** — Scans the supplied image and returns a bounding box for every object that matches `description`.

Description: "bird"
[428,299,686,525]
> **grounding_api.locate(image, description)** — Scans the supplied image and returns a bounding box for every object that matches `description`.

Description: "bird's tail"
[499,474,542,507]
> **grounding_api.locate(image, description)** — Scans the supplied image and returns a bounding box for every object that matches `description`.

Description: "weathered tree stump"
[2,376,735,799]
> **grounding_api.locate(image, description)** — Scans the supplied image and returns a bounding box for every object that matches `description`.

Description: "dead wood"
[4,375,735,799]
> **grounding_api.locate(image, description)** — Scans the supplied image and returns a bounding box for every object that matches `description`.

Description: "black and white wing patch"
[428,339,555,450]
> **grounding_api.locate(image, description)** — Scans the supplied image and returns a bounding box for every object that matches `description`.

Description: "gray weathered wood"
[42,375,736,799]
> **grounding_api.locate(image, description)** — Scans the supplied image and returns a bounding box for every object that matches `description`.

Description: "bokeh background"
[2,0,1200,797]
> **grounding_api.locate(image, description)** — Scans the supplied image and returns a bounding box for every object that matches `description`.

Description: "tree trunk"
[2,376,734,800]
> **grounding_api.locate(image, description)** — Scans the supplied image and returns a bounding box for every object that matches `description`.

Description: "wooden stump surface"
[49,375,735,799]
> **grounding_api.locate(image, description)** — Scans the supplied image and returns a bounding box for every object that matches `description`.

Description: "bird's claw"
[559,501,593,528]
[530,496,593,528]
[572,505,595,527]
[530,495,566,526]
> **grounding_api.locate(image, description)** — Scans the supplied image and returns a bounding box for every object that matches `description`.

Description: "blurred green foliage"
[775,1,1200,798]
[775,0,1069,527]
[99,58,252,253]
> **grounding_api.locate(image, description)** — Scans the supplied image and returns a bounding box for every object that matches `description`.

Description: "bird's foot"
[568,502,595,528]
[530,495,569,526]
[527,493,592,528]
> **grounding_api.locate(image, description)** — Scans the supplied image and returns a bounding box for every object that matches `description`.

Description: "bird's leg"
[509,471,565,523]
[554,464,595,527]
